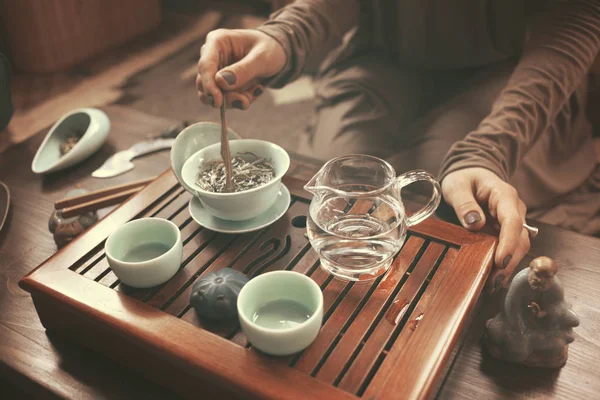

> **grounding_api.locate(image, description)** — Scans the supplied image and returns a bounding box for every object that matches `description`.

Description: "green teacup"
[105,218,182,288]
[237,271,323,356]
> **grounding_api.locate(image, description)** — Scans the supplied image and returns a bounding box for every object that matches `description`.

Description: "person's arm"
[440,0,600,182]
[256,0,360,88]
[196,0,359,109]
[439,0,600,289]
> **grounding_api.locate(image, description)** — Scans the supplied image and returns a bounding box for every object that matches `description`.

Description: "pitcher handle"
[395,170,441,227]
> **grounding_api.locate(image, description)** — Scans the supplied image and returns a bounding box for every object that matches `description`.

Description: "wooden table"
[1,106,599,399]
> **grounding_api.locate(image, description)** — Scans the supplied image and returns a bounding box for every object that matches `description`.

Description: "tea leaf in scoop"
[60,134,81,155]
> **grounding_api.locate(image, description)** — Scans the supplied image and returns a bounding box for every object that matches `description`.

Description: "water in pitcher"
[307,194,406,281]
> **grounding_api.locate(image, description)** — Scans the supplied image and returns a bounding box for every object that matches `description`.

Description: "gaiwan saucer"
[188,184,291,234]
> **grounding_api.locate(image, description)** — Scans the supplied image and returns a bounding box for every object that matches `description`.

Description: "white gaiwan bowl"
[181,139,290,221]
[31,108,110,174]
[170,122,239,193]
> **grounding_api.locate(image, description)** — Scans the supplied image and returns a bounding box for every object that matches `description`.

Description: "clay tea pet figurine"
[49,189,98,248]
[484,256,580,368]
[190,268,249,320]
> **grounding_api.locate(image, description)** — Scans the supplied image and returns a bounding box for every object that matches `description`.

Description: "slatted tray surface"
[21,171,496,400]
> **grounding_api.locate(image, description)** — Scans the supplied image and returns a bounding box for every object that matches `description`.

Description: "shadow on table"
[0,203,12,249]
[480,348,561,397]
[40,142,118,193]
[45,330,180,399]
[476,292,562,398]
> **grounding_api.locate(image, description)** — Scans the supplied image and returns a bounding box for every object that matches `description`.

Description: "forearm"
[440,0,600,182]
[256,0,360,87]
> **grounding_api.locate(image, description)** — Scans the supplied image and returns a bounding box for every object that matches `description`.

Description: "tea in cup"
[105,218,182,288]
[237,271,323,356]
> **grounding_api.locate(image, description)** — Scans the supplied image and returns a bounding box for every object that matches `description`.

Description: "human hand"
[441,168,531,293]
[196,29,286,110]
[528,301,541,316]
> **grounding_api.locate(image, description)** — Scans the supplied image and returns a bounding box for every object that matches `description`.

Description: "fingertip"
[494,250,511,270]
[495,217,523,268]
[216,71,236,89]
[442,181,487,232]
[246,84,265,105]
[199,93,218,108]
[225,93,250,110]
[486,269,505,294]
[495,274,506,291]
[464,211,482,225]
[500,274,512,288]
[462,210,486,231]
[210,90,224,108]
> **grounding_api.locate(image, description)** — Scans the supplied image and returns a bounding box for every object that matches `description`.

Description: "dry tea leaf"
[196,152,275,193]
[60,134,81,155]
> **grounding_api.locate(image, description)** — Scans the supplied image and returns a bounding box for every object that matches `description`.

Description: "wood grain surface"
[19,159,495,400]
[1,106,599,399]
[0,11,222,153]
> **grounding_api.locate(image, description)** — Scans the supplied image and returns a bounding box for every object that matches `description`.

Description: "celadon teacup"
[105,218,182,288]
[237,271,323,356]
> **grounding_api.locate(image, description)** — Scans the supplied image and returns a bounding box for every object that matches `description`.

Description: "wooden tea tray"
[20,170,495,400]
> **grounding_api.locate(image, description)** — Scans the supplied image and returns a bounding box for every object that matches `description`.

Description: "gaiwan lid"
[190,268,249,320]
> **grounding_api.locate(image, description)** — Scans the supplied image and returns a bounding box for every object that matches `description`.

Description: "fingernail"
[220,71,236,86]
[232,100,243,109]
[207,94,214,107]
[503,255,512,268]
[253,88,263,97]
[465,211,481,225]
[494,274,505,291]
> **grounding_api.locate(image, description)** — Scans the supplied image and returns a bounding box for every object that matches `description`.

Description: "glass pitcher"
[304,155,441,282]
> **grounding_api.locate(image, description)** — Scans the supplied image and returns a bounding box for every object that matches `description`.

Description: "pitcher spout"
[304,171,327,195]
[303,164,333,197]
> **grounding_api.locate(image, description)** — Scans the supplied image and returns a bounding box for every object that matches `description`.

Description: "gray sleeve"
[255,0,360,88]
[439,0,600,182]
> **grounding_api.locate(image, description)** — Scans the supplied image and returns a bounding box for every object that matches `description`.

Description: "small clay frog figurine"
[484,256,580,368]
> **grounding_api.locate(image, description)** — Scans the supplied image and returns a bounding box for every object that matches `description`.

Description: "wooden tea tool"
[219,53,234,192]
[55,176,156,218]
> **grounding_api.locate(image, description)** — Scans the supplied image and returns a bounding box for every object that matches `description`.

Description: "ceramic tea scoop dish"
[105,218,182,288]
[181,139,290,221]
[32,108,110,174]
[237,271,323,356]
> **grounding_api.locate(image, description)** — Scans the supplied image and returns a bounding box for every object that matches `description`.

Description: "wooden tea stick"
[218,53,234,192]
[60,187,142,219]
[54,176,155,210]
